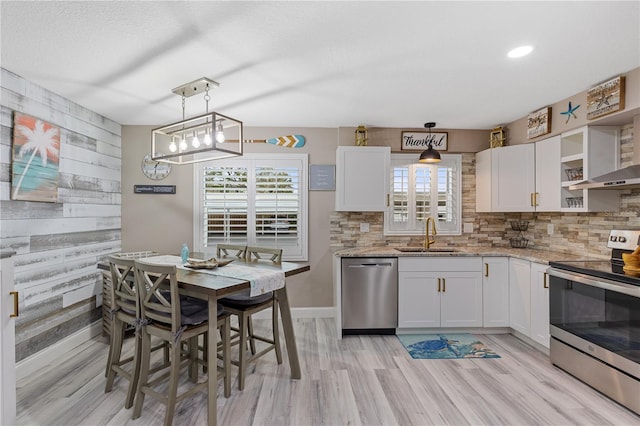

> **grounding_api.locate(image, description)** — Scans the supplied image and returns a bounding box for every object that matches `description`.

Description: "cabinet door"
[475,149,492,212]
[482,257,509,327]
[509,258,531,336]
[398,271,440,328]
[493,144,536,212]
[534,136,561,211]
[335,146,390,211]
[1,255,16,426]
[530,262,550,348]
[440,272,483,327]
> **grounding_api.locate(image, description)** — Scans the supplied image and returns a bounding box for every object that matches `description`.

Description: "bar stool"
[131,259,231,426]
[219,246,283,390]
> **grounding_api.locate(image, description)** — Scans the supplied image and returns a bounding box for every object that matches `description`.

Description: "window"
[384,153,461,235]
[194,153,308,261]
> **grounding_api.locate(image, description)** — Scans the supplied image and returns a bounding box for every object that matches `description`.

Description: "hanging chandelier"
[418,121,441,163]
[151,77,243,165]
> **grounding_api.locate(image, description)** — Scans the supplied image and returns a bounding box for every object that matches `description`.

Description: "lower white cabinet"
[530,262,550,347]
[509,258,531,336]
[398,257,483,328]
[482,257,509,327]
[508,257,550,348]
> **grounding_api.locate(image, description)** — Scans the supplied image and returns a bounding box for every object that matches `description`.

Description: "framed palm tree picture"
[11,112,60,202]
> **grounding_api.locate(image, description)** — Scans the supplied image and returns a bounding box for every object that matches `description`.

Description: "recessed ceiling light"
[508,45,533,58]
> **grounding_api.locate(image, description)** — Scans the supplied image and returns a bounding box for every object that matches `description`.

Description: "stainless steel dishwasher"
[341,257,398,335]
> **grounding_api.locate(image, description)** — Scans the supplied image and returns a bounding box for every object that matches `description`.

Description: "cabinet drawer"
[398,257,482,272]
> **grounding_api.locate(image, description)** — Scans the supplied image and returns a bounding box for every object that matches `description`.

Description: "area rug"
[397,334,500,359]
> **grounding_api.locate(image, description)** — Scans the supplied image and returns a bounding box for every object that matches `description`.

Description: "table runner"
[141,255,285,297]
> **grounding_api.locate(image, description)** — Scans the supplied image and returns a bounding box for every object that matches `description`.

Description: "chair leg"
[247,316,257,355]
[238,312,249,390]
[163,342,182,426]
[132,330,152,419]
[272,300,283,365]
[125,332,142,409]
[188,336,198,383]
[105,320,124,392]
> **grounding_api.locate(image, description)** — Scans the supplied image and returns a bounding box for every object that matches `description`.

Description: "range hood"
[570,115,640,190]
[569,164,640,190]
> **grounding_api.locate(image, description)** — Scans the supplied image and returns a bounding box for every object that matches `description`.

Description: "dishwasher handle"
[348,262,394,268]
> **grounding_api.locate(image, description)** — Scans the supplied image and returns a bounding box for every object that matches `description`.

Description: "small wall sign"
[134,185,176,194]
[401,131,448,151]
[309,164,335,191]
[587,76,625,120]
[527,107,551,139]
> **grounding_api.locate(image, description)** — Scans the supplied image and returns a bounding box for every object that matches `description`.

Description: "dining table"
[100,252,310,426]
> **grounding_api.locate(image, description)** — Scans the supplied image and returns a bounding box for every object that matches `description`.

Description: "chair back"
[107,254,138,318]
[134,259,181,333]
[216,244,247,259]
[246,246,283,264]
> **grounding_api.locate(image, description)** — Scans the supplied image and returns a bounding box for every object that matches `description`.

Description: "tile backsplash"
[330,124,639,259]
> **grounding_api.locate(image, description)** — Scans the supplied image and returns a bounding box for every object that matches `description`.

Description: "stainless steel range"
[548,229,640,415]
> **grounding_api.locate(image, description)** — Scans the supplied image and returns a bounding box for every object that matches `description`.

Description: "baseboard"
[16,320,103,381]
[252,306,335,320]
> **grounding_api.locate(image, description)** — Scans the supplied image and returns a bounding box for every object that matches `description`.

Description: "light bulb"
[203,132,212,146]
[215,122,225,143]
[169,141,177,152]
[179,137,188,151]
[192,133,200,148]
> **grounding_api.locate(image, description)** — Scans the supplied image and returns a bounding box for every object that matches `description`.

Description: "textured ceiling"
[1,1,639,129]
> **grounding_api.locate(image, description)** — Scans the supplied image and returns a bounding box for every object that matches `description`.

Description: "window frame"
[193,153,309,261]
[384,153,462,236]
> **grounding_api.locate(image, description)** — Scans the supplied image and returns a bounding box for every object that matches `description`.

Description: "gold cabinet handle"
[530,193,534,207]
[387,194,390,207]
[10,291,19,318]
[484,263,489,277]
[442,278,446,292]
[543,272,548,289]
[437,277,441,292]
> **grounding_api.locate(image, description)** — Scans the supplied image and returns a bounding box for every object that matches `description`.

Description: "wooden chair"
[131,259,231,426]
[216,243,247,259]
[104,255,141,409]
[219,246,283,390]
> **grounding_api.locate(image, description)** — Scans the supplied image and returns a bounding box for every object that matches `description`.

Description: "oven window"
[550,276,640,363]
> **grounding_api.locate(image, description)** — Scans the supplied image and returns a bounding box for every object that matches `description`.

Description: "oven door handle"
[547,267,640,298]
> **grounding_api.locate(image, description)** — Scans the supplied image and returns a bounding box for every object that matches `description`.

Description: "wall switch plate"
[547,224,554,235]
[463,223,474,233]
[360,223,370,232]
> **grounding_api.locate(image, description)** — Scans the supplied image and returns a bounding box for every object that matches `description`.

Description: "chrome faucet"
[424,216,437,249]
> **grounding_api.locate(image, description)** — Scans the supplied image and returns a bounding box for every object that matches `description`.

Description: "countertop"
[334,246,606,265]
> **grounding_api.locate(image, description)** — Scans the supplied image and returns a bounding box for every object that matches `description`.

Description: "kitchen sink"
[394,247,458,253]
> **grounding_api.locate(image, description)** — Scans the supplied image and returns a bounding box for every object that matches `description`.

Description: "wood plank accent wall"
[0,68,122,361]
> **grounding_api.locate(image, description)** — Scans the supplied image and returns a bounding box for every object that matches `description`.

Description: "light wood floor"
[17,318,640,426]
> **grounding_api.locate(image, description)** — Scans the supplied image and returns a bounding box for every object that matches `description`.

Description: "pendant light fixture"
[418,122,441,163]
[151,77,243,165]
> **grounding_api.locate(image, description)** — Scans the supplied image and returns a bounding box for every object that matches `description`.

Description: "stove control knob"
[610,236,618,242]
[619,236,627,243]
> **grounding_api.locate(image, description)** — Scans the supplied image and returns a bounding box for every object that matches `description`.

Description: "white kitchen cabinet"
[509,257,531,336]
[482,257,509,327]
[398,257,483,328]
[475,137,560,212]
[1,251,17,426]
[534,136,561,211]
[560,126,620,212]
[335,146,390,211]
[530,261,550,348]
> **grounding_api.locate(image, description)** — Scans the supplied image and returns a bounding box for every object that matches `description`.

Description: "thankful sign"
[401,131,448,151]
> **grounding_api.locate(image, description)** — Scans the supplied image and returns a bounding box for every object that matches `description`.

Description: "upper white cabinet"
[476,136,560,212]
[560,126,620,212]
[335,146,390,211]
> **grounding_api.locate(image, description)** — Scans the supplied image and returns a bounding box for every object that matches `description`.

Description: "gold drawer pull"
[484,263,489,277]
[10,291,19,318]
[543,272,548,289]
[437,278,441,292]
